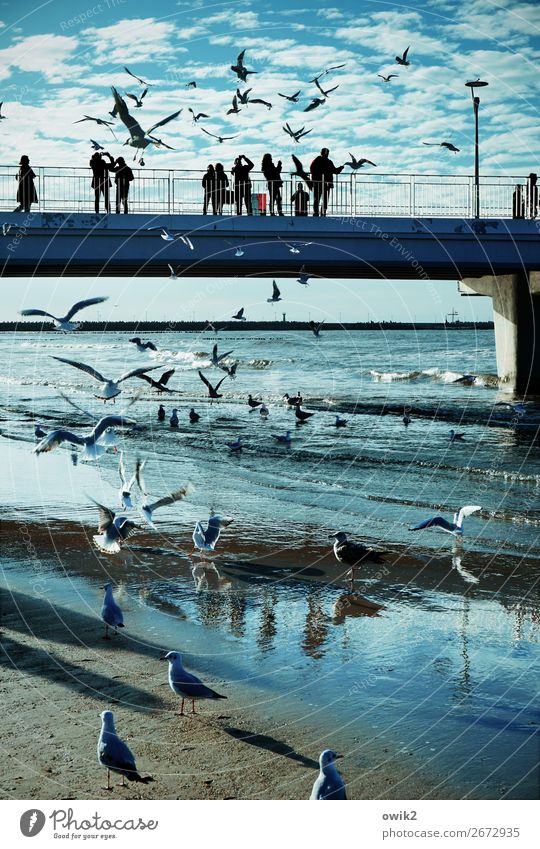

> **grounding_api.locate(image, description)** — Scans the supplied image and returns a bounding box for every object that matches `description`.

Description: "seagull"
[0,102,6,119]
[51,356,161,401]
[34,415,136,457]
[309,320,324,338]
[227,437,243,453]
[267,281,282,303]
[19,296,108,331]
[314,78,339,98]
[138,368,175,393]
[148,227,194,249]
[211,343,234,366]
[449,429,466,441]
[74,116,117,139]
[230,48,257,82]
[236,88,272,109]
[126,88,148,108]
[220,361,238,379]
[188,108,209,123]
[98,711,152,790]
[291,155,313,188]
[283,392,302,407]
[101,583,125,639]
[278,235,313,254]
[378,74,399,82]
[409,505,481,536]
[423,141,460,153]
[124,66,153,87]
[260,404,269,419]
[310,750,346,800]
[189,408,200,423]
[185,80,197,88]
[111,87,181,161]
[403,409,412,426]
[312,63,347,78]
[135,465,191,529]
[395,46,411,66]
[192,514,234,554]
[198,370,227,400]
[227,94,241,115]
[272,431,292,444]
[170,409,179,427]
[295,405,314,423]
[335,415,347,428]
[453,374,476,385]
[2,222,12,235]
[129,337,157,352]
[118,451,137,509]
[90,139,105,150]
[161,651,227,715]
[278,91,302,102]
[297,265,312,286]
[232,307,246,321]
[90,499,141,554]
[283,123,312,143]
[345,154,377,169]
[34,424,47,439]
[199,127,240,144]
[330,531,387,588]
[158,404,166,422]
[246,394,261,412]
[304,97,325,112]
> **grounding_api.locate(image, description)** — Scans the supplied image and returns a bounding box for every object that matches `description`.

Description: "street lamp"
[465,79,489,218]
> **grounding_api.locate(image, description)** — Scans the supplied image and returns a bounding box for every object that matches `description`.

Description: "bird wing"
[91,416,137,441]
[146,484,191,513]
[124,66,147,86]
[147,109,182,135]
[117,365,162,383]
[298,128,312,138]
[323,84,339,95]
[236,308,244,318]
[215,374,228,392]
[200,127,218,140]
[363,159,377,166]
[236,49,246,66]
[119,451,127,487]
[250,98,271,106]
[110,87,145,139]
[159,368,175,385]
[410,516,455,531]
[456,505,481,526]
[314,78,325,96]
[403,45,410,60]
[198,369,214,392]
[63,296,108,322]
[89,498,115,532]
[272,281,280,297]
[19,308,57,320]
[52,356,107,383]
[135,457,147,495]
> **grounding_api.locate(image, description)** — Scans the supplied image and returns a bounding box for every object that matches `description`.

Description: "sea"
[1,327,539,799]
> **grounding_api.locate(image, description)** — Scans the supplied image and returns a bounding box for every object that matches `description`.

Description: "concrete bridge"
[1,211,539,394]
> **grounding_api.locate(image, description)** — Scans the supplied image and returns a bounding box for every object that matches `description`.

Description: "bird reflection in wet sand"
[302,592,330,659]
[332,592,383,624]
[257,590,278,652]
[229,594,248,638]
[191,560,232,593]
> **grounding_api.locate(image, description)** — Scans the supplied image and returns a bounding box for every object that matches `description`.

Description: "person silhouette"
[90,151,114,214]
[112,156,134,214]
[526,173,538,220]
[231,154,254,215]
[14,155,38,213]
[214,163,229,215]
[310,148,344,216]
[291,182,309,216]
[202,164,217,214]
[261,153,283,216]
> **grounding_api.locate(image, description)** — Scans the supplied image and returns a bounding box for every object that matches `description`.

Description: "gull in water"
[161,651,227,715]
[378,73,398,82]
[272,430,292,444]
[267,281,282,303]
[297,265,312,286]
[126,88,148,108]
[118,451,137,508]
[19,296,108,331]
[101,583,125,639]
[211,342,234,367]
[135,458,191,528]
[423,141,460,153]
[230,49,257,83]
[310,750,346,800]
[170,408,179,427]
[34,424,47,439]
[295,405,314,423]
[34,415,136,458]
[98,711,153,790]
[453,374,476,385]
[52,355,161,401]
[260,403,269,419]
[225,241,245,257]
[449,429,466,441]
[403,409,412,426]
[284,392,303,407]
[330,531,387,590]
[310,320,324,338]
[111,87,181,162]
[395,46,411,66]
[232,307,247,321]
[158,404,166,422]
[335,415,347,428]
[198,370,227,401]
[409,505,481,537]
[129,337,157,352]
[248,394,262,411]
[279,90,302,102]
[345,154,377,170]
[90,499,141,554]
[124,66,153,87]
[138,368,175,393]
[189,408,200,423]
[283,123,312,143]
[226,437,243,453]
[192,513,233,554]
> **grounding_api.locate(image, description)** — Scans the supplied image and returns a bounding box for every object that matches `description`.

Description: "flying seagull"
[378,73,399,82]
[198,369,227,400]
[90,498,141,554]
[423,141,460,153]
[161,651,227,715]
[74,116,117,139]
[0,102,6,119]
[90,139,104,150]
[345,154,377,169]
[267,281,282,303]
[129,337,157,352]
[211,343,234,366]
[232,307,246,321]
[227,94,241,115]
[111,87,181,161]
[101,583,125,639]
[314,78,339,98]
[304,97,325,112]
[138,368,175,393]
[409,505,481,536]
[279,90,301,102]
[192,514,234,554]
[188,108,209,123]
[34,415,136,458]
[312,63,347,78]
[277,236,313,254]
[185,80,197,89]
[310,750,346,801]
[98,710,153,790]
[395,46,411,66]
[200,127,240,144]
[236,87,272,109]
[135,462,191,528]
[291,154,313,189]
[19,296,108,331]
[283,123,312,143]
[118,451,137,509]
[52,355,161,401]
[124,67,153,86]
[125,88,148,108]
[309,320,324,338]
[297,265,312,286]
[230,49,257,82]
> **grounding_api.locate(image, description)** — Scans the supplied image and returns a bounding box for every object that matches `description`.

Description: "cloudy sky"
[2,0,539,322]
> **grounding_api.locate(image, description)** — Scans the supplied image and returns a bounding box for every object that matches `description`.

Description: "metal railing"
[0,165,529,218]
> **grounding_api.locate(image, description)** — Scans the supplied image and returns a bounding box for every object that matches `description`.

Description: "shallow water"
[1,329,539,798]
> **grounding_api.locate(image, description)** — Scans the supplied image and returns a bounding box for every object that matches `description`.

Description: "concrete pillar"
[460,273,540,395]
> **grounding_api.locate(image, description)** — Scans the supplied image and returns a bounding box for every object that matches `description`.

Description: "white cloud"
[80,18,178,66]
[0,33,79,82]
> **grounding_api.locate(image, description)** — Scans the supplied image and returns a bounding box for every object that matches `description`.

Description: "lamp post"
[465,79,489,218]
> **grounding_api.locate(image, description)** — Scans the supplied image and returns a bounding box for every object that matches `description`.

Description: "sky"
[1,0,539,322]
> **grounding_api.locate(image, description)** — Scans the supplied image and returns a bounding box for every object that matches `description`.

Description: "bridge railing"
[0,165,528,218]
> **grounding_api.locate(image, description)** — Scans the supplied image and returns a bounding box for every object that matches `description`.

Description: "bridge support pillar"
[460,273,540,395]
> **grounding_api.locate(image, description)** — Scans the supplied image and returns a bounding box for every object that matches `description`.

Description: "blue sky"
[2,0,539,321]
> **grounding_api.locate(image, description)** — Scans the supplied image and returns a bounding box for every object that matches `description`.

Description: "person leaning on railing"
[310,148,344,217]
[111,156,134,214]
[14,155,38,213]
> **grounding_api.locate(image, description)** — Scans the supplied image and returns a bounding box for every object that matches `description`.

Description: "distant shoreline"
[1,320,494,332]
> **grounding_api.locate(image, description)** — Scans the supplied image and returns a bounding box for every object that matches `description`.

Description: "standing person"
[214,163,229,215]
[202,164,217,214]
[526,173,538,220]
[89,151,114,214]
[261,153,284,216]
[310,148,344,217]
[231,154,254,215]
[14,155,38,213]
[291,182,309,216]
[112,156,134,214]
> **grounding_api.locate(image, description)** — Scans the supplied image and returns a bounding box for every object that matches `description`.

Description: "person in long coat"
[202,164,217,214]
[214,163,229,215]
[15,155,38,213]
[261,153,284,216]
[90,151,114,214]
[112,156,134,214]
[310,148,344,217]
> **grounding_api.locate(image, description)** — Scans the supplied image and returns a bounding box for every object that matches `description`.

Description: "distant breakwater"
[1,320,494,333]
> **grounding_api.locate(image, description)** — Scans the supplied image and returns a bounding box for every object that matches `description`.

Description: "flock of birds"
[70,49,462,168]
[18,291,486,800]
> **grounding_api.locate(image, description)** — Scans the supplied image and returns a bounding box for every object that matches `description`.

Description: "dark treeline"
[2,320,494,332]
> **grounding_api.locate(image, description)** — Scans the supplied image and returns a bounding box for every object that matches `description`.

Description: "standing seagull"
[330,531,386,588]
[19,296,108,331]
[230,49,257,83]
[198,370,228,400]
[395,46,411,66]
[170,408,179,427]
[98,711,152,790]
[267,281,282,303]
[90,499,141,554]
[232,307,247,321]
[409,505,481,537]
[192,513,233,553]
[158,404,166,422]
[295,405,314,423]
[101,583,125,639]
[310,750,347,800]
[248,394,262,411]
[189,408,200,423]
[52,356,161,401]
[118,451,137,509]
[161,651,227,715]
